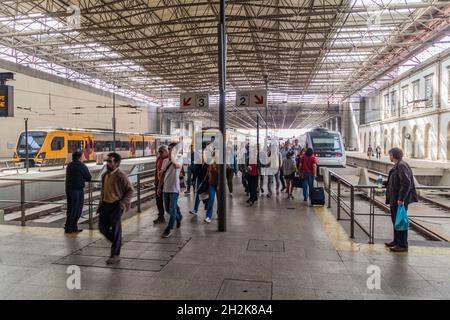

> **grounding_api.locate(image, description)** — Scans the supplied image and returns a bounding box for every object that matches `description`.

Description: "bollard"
[88,182,93,230]
[20,180,26,226]
[137,174,141,213]
[337,179,341,220]
[327,171,332,208]
[350,186,355,239]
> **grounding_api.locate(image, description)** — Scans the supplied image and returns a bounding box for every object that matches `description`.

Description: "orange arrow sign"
[254,95,264,105]
[183,97,192,107]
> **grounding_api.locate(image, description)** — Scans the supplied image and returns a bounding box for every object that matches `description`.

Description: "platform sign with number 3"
[180,92,209,109]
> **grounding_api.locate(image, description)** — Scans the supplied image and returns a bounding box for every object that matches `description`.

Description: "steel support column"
[218,0,227,232]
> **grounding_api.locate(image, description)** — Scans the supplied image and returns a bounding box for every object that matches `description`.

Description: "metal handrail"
[0,168,156,228]
[326,169,450,244]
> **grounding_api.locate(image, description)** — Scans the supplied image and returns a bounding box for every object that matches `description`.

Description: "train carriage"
[13,128,174,167]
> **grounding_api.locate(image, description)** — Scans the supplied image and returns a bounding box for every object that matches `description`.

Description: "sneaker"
[153,217,166,224]
[161,229,172,238]
[184,190,191,194]
[266,193,271,198]
[106,256,121,265]
[204,217,212,223]
[281,187,286,192]
[290,195,294,199]
[189,210,197,215]
[229,193,233,197]
[384,241,397,248]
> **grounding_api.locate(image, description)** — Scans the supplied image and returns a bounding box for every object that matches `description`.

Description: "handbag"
[292,174,303,188]
[395,204,409,231]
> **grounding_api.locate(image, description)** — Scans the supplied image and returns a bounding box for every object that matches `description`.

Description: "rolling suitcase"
[310,180,325,206]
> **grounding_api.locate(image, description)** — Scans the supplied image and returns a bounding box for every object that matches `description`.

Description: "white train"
[298,128,346,167]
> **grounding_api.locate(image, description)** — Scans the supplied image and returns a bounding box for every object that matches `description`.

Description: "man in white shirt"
[158,142,183,238]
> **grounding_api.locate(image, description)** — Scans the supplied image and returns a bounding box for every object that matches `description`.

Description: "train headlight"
[37,152,46,159]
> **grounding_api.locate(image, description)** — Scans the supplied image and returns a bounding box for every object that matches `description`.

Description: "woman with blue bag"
[383,147,418,252]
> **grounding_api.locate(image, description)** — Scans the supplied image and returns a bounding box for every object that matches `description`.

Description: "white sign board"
[236,90,267,108]
[180,92,209,108]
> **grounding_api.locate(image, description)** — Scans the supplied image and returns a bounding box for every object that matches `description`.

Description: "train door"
[68,139,84,161]
[83,136,94,161]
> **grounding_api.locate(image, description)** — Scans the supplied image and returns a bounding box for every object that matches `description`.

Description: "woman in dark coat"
[383,147,418,252]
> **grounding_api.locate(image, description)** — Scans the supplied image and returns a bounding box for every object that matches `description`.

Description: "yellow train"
[13,128,175,166]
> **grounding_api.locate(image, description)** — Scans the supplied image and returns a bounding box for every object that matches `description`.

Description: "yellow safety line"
[313,206,450,256]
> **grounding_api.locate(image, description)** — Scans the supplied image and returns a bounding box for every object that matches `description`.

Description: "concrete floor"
[1,179,450,300]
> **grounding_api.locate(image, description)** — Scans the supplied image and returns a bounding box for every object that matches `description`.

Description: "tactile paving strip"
[53,234,191,272]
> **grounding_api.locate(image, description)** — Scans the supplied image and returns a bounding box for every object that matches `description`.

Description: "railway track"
[343,164,450,242]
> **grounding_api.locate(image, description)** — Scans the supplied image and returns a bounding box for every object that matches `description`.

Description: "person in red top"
[154,145,169,224]
[246,163,259,206]
[299,147,318,202]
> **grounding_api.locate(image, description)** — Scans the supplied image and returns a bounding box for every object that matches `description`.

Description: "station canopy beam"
[0,0,448,128]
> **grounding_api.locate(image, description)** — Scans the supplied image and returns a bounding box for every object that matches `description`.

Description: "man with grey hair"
[384,147,417,252]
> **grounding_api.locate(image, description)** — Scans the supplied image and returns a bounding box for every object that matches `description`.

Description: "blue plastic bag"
[395,204,409,231]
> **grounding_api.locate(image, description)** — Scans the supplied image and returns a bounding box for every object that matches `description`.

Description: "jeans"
[241,172,249,193]
[193,192,201,212]
[267,175,273,195]
[156,192,165,218]
[302,172,314,200]
[206,185,217,219]
[390,204,409,248]
[248,175,258,202]
[259,175,264,192]
[98,202,123,257]
[279,169,286,189]
[65,189,84,232]
[186,165,196,191]
[163,192,181,231]
[267,172,281,195]
[226,166,234,193]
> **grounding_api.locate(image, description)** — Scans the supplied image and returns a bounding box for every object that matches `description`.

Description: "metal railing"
[0,168,155,228]
[326,169,450,244]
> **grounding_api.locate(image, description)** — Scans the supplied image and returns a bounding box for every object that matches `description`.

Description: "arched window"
[383,129,388,154]
[412,126,417,158]
[424,124,431,160]
[401,127,406,151]
[390,128,395,149]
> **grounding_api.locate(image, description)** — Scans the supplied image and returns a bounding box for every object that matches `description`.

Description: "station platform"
[1,180,450,300]
[346,152,450,169]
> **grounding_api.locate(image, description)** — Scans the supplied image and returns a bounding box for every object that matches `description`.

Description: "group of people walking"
[238,141,318,204]
[63,140,417,265]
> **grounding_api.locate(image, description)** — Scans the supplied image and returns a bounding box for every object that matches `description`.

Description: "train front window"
[311,134,341,151]
[17,132,47,156]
